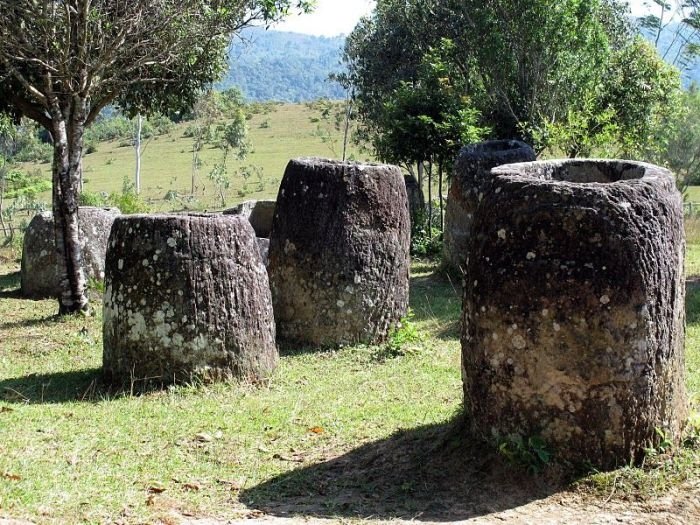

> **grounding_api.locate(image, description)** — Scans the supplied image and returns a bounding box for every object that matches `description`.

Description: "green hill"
[219,27,346,102]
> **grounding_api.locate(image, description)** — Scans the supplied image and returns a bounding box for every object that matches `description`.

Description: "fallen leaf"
[216,479,243,491]
[0,406,13,414]
[194,432,213,443]
[308,426,325,434]
[273,453,304,463]
[147,484,166,494]
[2,472,21,481]
[182,482,201,491]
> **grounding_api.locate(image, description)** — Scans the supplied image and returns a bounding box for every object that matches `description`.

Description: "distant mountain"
[218,22,700,103]
[639,21,700,86]
[218,27,346,102]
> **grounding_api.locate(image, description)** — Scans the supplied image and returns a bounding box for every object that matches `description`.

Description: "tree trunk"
[52,108,89,315]
[342,95,352,162]
[135,113,143,194]
[438,162,444,232]
[0,164,6,238]
[427,160,433,237]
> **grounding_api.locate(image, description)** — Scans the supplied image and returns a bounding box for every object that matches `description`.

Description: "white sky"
[272,0,662,38]
[273,0,375,36]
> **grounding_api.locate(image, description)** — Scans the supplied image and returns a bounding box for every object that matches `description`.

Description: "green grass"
[21,103,370,212]
[1,240,699,523]
[0,259,465,523]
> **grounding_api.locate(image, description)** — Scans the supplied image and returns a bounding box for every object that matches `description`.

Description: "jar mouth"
[492,159,665,184]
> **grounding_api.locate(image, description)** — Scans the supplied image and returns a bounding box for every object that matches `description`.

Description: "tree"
[344,0,650,154]
[638,0,700,70]
[375,40,486,231]
[0,0,312,314]
[208,102,250,208]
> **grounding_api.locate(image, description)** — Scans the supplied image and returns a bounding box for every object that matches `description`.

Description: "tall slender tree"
[0,0,311,314]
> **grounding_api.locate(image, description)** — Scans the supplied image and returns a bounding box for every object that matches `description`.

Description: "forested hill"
[219,23,700,103]
[218,27,346,102]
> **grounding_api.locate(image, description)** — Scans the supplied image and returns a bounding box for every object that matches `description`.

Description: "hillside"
[219,27,346,102]
[216,22,700,104]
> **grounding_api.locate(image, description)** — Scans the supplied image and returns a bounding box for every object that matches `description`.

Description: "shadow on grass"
[0,269,21,297]
[240,415,561,521]
[0,368,172,404]
[0,314,60,330]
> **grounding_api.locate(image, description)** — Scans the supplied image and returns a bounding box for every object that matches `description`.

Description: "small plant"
[645,428,675,458]
[497,433,552,474]
[374,309,422,360]
[79,191,109,207]
[107,177,150,214]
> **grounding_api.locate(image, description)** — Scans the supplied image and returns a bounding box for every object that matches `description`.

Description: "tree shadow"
[240,415,563,521]
[0,314,60,331]
[0,368,170,404]
[0,269,21,297]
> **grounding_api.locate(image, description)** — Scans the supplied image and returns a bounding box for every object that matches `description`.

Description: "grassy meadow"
[20,103,370,212]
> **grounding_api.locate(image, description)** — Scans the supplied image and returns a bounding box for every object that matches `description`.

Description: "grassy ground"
[0,242,699,523]
[20,103,370,212]
[0,258,465,523]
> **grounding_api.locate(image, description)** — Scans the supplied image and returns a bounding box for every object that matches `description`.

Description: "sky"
[272,0,662,38]
[273,0,375,36]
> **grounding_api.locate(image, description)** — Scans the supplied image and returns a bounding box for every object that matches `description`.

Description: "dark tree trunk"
[51,102,88,315]
[427,161,433,236]
[438,162,444,232]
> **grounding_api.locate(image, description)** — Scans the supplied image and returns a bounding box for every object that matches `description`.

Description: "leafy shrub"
[79,191,109,207]
[497,434,552,474]
[108,178,150,214]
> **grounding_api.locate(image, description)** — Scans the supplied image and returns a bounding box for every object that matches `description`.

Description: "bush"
[79,191,109,207]
[410,202,443,258]
[108,178,150,214]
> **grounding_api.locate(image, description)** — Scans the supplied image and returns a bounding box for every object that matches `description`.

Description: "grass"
[0,243,699,523]
[20,103,370,212]
[0,258,466,523]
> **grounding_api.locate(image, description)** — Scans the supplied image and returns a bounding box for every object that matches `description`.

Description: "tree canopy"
[0,0,312,314]
[344,0,680,159]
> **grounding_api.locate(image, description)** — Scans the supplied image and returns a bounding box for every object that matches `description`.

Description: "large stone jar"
[103,214,277,384]
[21,207,121,299]
[443,140,535,273]
[462,159,687,469]
[269,157,411,346]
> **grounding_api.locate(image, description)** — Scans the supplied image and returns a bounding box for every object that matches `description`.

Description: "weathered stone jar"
[462,159,687,469]
[443,140,536,273]
[21,206,121,299]
[103,214,277,384]
[223,200,276,238]
[269,157,410,346]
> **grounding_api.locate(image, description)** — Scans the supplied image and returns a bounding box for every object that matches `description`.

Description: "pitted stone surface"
[224,200,276,238]
[269,157,410,346]
[102,214,277,384]
[256,237,270,267]
[462,159,687,469]
[20,206,121,299]
[444,140,535,273]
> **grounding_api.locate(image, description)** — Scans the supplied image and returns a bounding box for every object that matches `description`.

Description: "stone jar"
[21,207,121,299]
[269,157,411,346]
[102,214,277,385]
[443,140,535,273]
[223,200,276,238]
[462,159,687,469]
